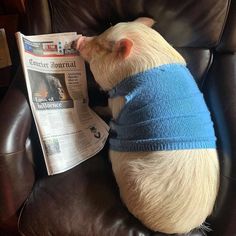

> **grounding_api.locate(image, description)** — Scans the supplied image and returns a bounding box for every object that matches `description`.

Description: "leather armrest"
[203,53,236,235]
[0,87,35,224]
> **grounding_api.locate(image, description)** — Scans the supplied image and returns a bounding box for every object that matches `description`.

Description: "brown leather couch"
[0,0,236,235]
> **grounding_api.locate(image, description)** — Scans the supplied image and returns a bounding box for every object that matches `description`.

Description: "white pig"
[75,18,219,234]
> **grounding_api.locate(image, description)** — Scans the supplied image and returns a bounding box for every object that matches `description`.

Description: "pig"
[75,17,219,234]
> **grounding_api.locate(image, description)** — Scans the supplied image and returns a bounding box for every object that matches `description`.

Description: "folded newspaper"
[16,32,109,175]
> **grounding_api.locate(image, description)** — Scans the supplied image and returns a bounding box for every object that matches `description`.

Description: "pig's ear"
[114,38,133,59]
[134,17,155,27]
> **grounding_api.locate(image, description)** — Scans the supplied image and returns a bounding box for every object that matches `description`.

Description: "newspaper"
[16,32,109,175]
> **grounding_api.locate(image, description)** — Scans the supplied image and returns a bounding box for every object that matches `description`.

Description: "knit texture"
[108,63,216,152]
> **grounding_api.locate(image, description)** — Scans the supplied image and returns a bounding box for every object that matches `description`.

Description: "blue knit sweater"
[108,64,216,152]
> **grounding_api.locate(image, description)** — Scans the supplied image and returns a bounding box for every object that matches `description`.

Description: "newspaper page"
[16,32,109,175]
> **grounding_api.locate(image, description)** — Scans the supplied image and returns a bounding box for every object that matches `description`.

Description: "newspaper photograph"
[16,32,109,175]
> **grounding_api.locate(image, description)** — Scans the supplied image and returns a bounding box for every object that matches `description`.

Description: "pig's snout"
[75,36,94,61]
[73,36,94,51]
[72,36,85,51]
[76,36,86,51]
[72,36,94,61]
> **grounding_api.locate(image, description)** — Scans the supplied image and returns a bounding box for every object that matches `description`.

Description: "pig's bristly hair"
[110,148,219,234]
[89,22,186,91]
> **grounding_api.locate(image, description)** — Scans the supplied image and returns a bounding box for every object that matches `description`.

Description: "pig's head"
[75,17,186,91]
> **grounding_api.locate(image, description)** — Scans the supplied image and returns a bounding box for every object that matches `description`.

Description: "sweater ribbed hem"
[109,139,216,152]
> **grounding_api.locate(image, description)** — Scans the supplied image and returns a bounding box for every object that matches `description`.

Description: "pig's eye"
[95,43,103,53]
[93,36,112,54]
[99,41,113,53]
[96,44,107,54]
[108,41,115,50]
